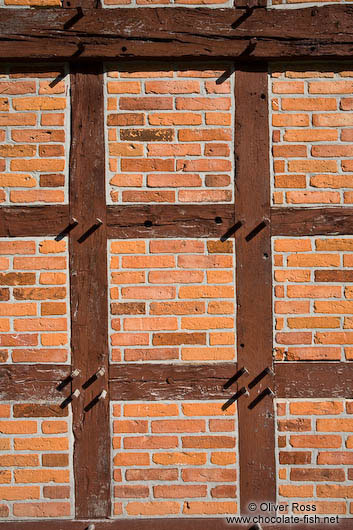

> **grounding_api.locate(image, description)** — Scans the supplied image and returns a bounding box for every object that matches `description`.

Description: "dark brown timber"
[109,363,238,401]
[235,68,275,514]
[69,63,110,519]
[271,207,353,236]
[275,362,353,399]
[2,520,353,530]
[3,6,353,60]
[107,204,235,239]
[0,206,69,236]
[0,364,71,400]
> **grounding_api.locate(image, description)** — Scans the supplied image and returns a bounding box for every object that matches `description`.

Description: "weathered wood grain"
[275,362,353,399]
[2,6,353,60]
[109,363,237,401]
[0,365,71,400]
[2,519,353,529]
[235,68,275,514]
[0,206,70,237]
[271,207,353,236]
[107,204,235,239]
[69,64,110,519]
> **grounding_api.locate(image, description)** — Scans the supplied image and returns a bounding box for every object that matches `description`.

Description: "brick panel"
[0,237,70,364]
[111,400,238,517]
[108,238,236,362]
[0,401,73,520]
[270,65,353,206]
[105,62,234,204]
[273,236,353,362]
[0,65,69,204]
[276,399,353,517]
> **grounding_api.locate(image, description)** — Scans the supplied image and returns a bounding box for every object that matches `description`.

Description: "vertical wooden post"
[235,67,276,514]
[69,63,110,518]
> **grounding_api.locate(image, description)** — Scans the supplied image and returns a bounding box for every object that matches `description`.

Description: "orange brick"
[124,403,178,417]
[13,502,70,518]
[289,401,343,415]
[126,501,179,516]
[0,420,37,434]
[13,97,66,111]
[14,469,69,484]
[0,486,40,500]
[113,453,150,466]
[152,452,207,465]
[183,501,237,514]
[182,402,235,416]
[289,435,341,448]
[210,452,236,465]
[279,485,313,498]
[42,421,68,434]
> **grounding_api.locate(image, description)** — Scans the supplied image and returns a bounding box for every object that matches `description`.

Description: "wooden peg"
[98,390,107,400]
[72,389,80,398]
[95,218,103,225]
[95,367,105,378]
[70,368,80,378]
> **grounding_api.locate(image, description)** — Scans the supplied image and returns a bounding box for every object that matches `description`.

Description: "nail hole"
[240,343,245,348]
[215,216,223,224]
[144,220,152,227]
[261,93,266,100]
[263,253,269,259]
[66,1,70,4]
[122,46,127,52]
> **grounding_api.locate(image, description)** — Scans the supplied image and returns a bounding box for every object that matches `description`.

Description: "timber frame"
[1,3,353,529]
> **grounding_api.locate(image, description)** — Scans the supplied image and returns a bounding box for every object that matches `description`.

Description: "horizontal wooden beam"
[109,363,238,400]
[2,6,353,60]
[275,362,353,399]
[0,206,70,237]
[271,207,353,236]
[107,204,235,239]
[0,364,71,400]
[2,520,353,529]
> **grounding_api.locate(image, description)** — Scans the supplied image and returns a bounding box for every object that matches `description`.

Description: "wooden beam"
[0,364,71,400]
[271,207,353,236]
[234,68,275,514]
[2,520,353,529]
[3,6,353,60]
[109,363,237,401]
[107,204,235,239]
[275,362,353,399]
[69,64,110,519]
[0,205,70,237]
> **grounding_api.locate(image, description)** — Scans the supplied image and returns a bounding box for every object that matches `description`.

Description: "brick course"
[273,236,353,361]
[108,238,235,362]
[0,65,69,204]
[0,402,73,519]
[270,65,353,206]
[105,63,234,204]
[111,400,238,517]
[0,237,70,363]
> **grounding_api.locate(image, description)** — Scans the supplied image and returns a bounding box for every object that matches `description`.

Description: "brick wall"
[0,237,70,364]
[273,236,353,361]
[276,399,353,517]
[111,400,238,517]
[108,238,235,362]
[105,62,234,204]
[270,65,353,206]
[0,65,69,205]
[0,402,74,520]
